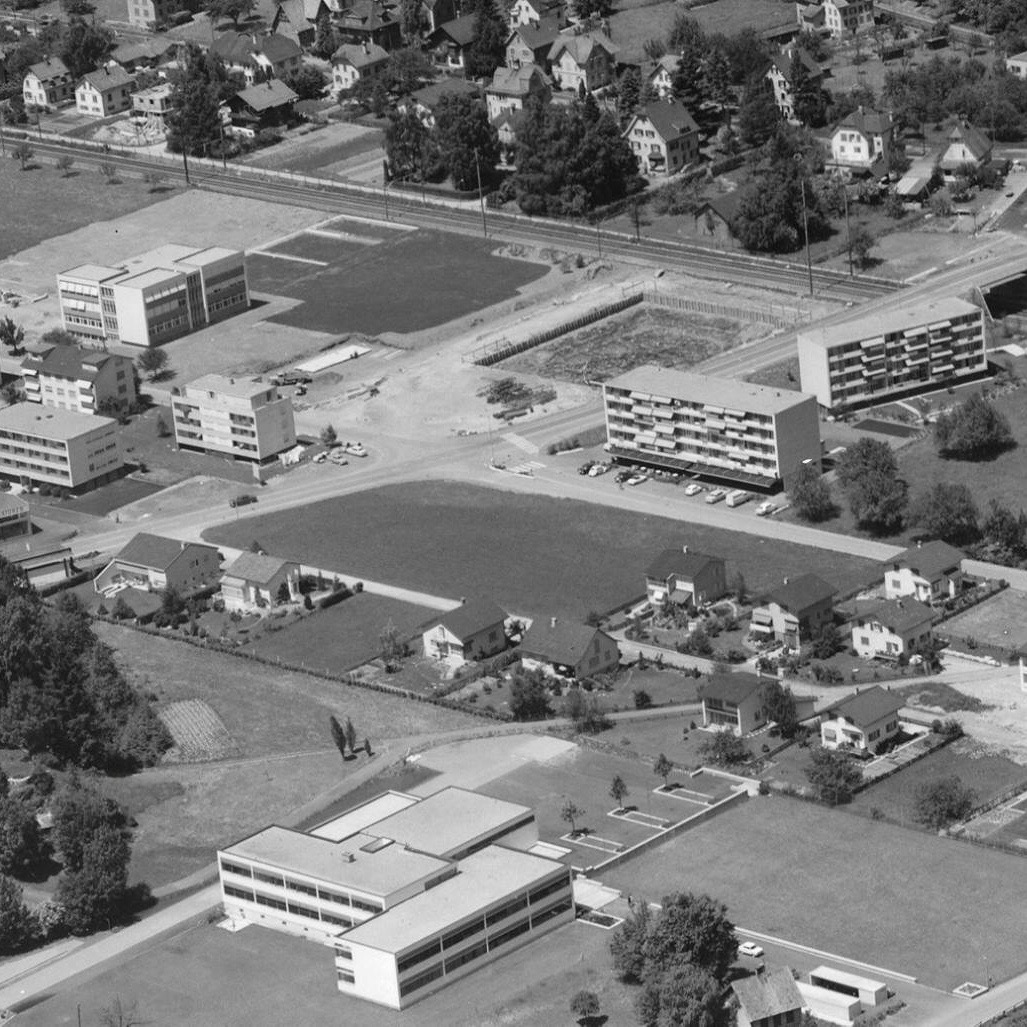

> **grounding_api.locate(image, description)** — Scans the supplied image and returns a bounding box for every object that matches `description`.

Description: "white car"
[683,482,704,496]
[705,488,727,504]
[344,443,368,458]
[738,941,764,958]
[589,463,609,476]
[625,474,648,486]
[755,501,777,517]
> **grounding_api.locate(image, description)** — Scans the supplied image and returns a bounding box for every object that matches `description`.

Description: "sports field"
[603,796,1027,988]
[247,228,548,336]
[205,482,881,621]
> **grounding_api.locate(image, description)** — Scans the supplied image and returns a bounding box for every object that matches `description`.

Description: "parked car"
[588,462,609,476]
[726,489,752,508]
[683,482,704,496]
[344,442,367,457]
[229,494,257,508]
[625,474,648,486]
[313,452,328,463]
[705,488,727,504]
[614,469,634,484]
[578,461,595,475]
[738,941,764,958]
[755,500,777,517]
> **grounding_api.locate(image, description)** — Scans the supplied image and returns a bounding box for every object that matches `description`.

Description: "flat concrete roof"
[342,846,566,954]
[798,297,982,351]
[311,792,419,843]
[115,267,182,290]
[358,787,533,858]
[178,246,239,267]
[0,404,115,441]
[182,374,276,400]
[60,263,124,282]
[222,826,451,898]
[810,965,885,989]
[122,243,201,271]
[605,364,813,416]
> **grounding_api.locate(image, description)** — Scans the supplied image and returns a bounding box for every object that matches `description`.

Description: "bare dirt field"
[241,122,384,174]
[502,304,764,382]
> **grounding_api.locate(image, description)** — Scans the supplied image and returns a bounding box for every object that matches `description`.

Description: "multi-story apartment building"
[22,345,137,414]
[127,0,183,30]
[171,374,296,464]
[57,245,249,347]
[603,365,821,490]
[796,297,987,412]
[218,787,573,1009]
[0,405,121,490]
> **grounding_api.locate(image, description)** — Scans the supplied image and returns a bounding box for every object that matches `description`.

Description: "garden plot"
[159,700,241,762]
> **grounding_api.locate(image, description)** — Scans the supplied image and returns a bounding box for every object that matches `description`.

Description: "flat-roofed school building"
[57,244,249,348]
[217,786,574,1009]
[797,297,987,412]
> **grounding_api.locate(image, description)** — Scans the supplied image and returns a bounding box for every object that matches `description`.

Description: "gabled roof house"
[519,618,619,679]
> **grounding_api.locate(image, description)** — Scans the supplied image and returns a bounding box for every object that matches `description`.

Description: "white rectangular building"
[603,364,821,489]
[797,297,987,412]
[172,374,296,465]
[0,405,121,490]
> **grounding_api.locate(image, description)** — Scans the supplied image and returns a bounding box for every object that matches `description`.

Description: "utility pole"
[842,184,853,277]
[795,153,814,298]
[218,121,227,171]
[383,179,389,220]
[0,106,5,157]
[473,147,487,238]
[181,142,191,186]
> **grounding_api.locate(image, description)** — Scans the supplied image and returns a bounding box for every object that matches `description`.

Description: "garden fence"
[642,289,811,327]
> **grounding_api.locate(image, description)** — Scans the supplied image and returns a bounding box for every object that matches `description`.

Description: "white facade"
[1007,52,1027,79]
[75,69,136,117]
[23,60,74,110]
[850,600,933,660]
[22,348,135,415]
[823,0,873,38]
[127,0,182,29]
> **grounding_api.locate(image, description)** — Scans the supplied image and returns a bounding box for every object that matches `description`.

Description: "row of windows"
[220,859,382,913]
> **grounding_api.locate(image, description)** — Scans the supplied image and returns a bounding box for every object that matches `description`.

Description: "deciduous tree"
[697,729,748,767]
[0,798,47,876]
[433,93,498,191]
[610,897,653,982]
[805,746,862,805]
[934,393,1014,460]
[653,753,673,789]
[136,348,169,380]
[61,18,115,79]
[570,989,601,1025]
[464,0,506,80]
[509,669,552,720]
[636,963,721,1027]
[609,775,628,810]
[760,680,799,738]
[56,823,130,934]
[641,891,736,982]
[836,438,908,534]
[384,108,437,182]
[914,775,976,829]
[790,461,835,522]
[908,482,979,545]
[0,874,38,954]
[0,318,25,355]
[560,798,585,835]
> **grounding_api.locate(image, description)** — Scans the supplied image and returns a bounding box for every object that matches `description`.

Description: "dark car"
[229,494,258,508]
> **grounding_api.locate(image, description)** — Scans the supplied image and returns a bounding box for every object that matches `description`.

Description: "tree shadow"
[577,1016,608,1027]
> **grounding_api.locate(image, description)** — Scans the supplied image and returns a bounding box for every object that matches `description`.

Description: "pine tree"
[329,715,347,757]
[344,718,357,754]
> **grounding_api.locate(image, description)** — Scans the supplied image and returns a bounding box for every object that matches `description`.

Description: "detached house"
[131,82,175,129]
[128,0,183,30]
[23,58,74,110]
[227,79,299,135]
[547,31,616,93]
[645,54,679,99]
[402,77,479,127]
[21,345,136,414]
[211,32,304,85]
[429,14,477,71]
[623,99,699,176]
[850,598,933,661]
[94,533,221,596]
[701,673,767,736]
[750,574,836,650]
[882,540,963,604]
[819,685,903,754]
[422,598,508,666]
[939,118,991,174]
[644,546,726,608]
[1007,51,1027,80]
[519,618,619,679]
[220,552,301,612]
[732,967,805,1027]
[109,38,176,74]
[508,0,563,28]
[486,63,549,120]
[331,41,389,93]
[822,0,873,38]
[765,46,822,121]
[829,105,893,174]
[271,0,330,48]
[335,0,403,50]
[505,21,560,70]
[76,65,136,117]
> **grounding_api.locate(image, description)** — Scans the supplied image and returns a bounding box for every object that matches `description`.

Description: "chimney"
[857,104,864,115]
[783,577,789,585]
[550,616,557,628]
[916,540,922,549]
[682,545,688,554]
[362,39,369,53]
[181,541,187,550]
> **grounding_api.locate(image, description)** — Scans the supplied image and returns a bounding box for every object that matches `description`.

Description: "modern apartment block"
[603,365,821,490]
[796,297,987,412]
[22,345,137,414]
[57,245,249,348]
[218,787,573,1009]
[171,375,296,464]
[0,405,121,490]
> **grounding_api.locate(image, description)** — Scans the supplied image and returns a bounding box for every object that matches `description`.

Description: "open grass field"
[603,795,1027,988]
[0,157,165,261]
[246,229,548,337]
[205,482,881,622]
[607,716,758,765]
[501,305,760,382]
[942,588,1027,652]
[242,124,384,174]
[745,357,802,393]
[847,737,1027,822]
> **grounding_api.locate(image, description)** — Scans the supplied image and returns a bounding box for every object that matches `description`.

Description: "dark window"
[528,876,568,906]
[399,964,444,997]
[398,939,443,973]
[488,918,531,951]
[220,859,252,878]
[224,884,255,902]
[444,940,487,974]
[442,916,485,950]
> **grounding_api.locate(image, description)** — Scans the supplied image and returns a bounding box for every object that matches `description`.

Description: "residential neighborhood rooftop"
[0,404,115,441]
[820,685,904,725]
[520,618,608,665]
[645,547,722,584]
[885,540,964,578]
[113,533,218,571]
[731,967,803,1022]
[22,345,128,381]
[222,552,296,585]
[702,672,763,705]
[181,374,277,399]
[435,598,507,640]
[235,79,299,111]
[767,573,836,611]
[851,597,934,633]
[629,100,699,140]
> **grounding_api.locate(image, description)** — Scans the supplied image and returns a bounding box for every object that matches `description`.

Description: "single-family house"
[693,191,744,244]
[795,2,825,33]
[75,65,137,117]
[623,99,699,176]
[505,20,561,70]
[23,58,74,110]
[422,598,508,665]
[131,82,176,129]
[331,40,389,92]
[821,0,873,38]
[882,540,963,604]
[271,0,330,48]
[644,545,726,608]
[94,533,222,596]
[700,673,767,736]
[108,38,177,74]
[485,63,550,120]
[335,0,404,50]
[220,552,301,612]
[645,54,679,99]
[1007,51,1027,80]
[429,14,478,71]
[819,685,903,754]
[226,78,299,135]
[764,46,822,121]
[508,0,563,28]
[519,618,619,679]
[732,967,805,1027]
[547,31,616,93]
[493,107,526,162]
[939,118,992,174]
[829,105,893,174]
[402,77,480,127]
[210,32,304,85]
[749,574,836,650]
[850,598,933,661]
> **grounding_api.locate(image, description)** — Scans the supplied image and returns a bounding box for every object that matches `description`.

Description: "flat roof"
[311,792,419,843]
[358,787,532,858]
[222,826,451,898]
[605,364,813,416]
[0,404,115,441]
[121,243,201,270]
[182,374,276,399]
[342,846,565,953]
[810,965,885,990]
[115,267,182,290]
[177,246,240,267]
[798,297,982,351]
[60,263,124,282]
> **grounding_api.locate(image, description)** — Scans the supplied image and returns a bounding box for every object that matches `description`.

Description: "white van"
[726,489,752,508]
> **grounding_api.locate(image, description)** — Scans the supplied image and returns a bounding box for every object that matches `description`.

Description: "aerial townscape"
[2,0,1027,1021]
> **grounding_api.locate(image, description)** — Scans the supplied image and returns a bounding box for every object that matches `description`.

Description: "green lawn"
[0,154,166,259]
[204,483,882,622]
[940,589,1027,653]
[603,795,1027,988]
